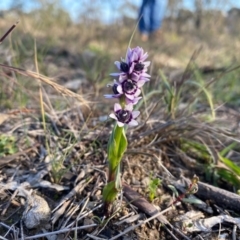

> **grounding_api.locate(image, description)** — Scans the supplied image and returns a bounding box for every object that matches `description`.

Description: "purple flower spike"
[106,46,150,110]
[109,103,140,127]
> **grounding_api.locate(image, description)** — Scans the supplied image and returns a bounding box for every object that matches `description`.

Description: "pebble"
[141,177,150,186]
[83,218,95,233]
[23,194,51,229]
[131,177,140,185]
[63,78,86,91]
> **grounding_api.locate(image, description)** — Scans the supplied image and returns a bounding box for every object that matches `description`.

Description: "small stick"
[0,21,19,44]
[123,182,169,224]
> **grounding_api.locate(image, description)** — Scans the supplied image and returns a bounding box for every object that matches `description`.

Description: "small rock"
[83,218,95,233]
[141,177,150,186]
[23,194,51,229]
[122,208,129,216]
[131,177,140,185]
[64,78,86,91]
[95,190,101,196]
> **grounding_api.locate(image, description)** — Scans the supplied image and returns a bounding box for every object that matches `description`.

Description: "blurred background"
[1,0,240,26]
[1,0,240,110]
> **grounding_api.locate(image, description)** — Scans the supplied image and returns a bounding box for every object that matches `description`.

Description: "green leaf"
[186,80,215,120]
[216,167,240,188]
[102,181,118,203]
[219,155,240,176]
[107,127,117,158]
[159,70,173,95]
[168,185,179,197]
[181,138,212,163]
[117,126,127,159]
[107,124,128,172]
[115,164,122,190]
[220,142,237,157]
[108,138,117,161]
[148,177,161,201]
[182,198,205,205]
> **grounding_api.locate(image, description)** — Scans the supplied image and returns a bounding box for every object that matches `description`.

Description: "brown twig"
[0,21,19,44]
[174,177,240,213]
[122,182,169,224]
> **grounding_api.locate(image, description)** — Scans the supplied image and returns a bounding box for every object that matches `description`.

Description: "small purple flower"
[104,80,122,99]
[127,46,148,64]
[119,72,150,85]
[115,72,150,89]
[127,47,150,74]
[131,61,150,74]
[111,47,151,84]
[130,71,151,83]
[117,79,141,100]
[109,103,140,127]
[104,79,142,105]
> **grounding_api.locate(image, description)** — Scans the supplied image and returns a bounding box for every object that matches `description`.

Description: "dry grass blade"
[176,46,202,91]
[0,63,90,107]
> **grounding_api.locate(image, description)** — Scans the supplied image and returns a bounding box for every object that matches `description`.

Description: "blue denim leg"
[138,0,167,34]
[139,0,151,34]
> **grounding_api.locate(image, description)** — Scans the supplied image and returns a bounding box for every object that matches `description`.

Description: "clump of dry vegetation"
[1,1,240,239]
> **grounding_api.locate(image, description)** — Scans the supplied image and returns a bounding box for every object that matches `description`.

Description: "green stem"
[103,123,128,216]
